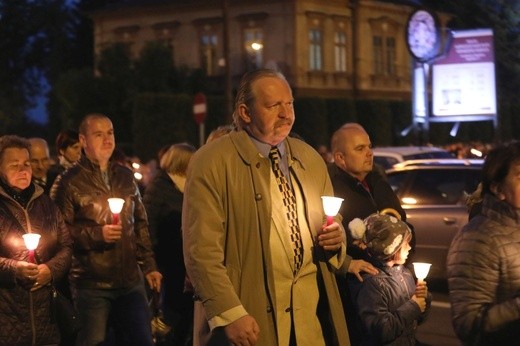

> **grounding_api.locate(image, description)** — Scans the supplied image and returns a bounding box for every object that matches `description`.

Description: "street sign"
[193,92,207,125]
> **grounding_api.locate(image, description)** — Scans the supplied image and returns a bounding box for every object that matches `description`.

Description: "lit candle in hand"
[321,196,344,226]
[22,234,41,263]
[108,198,125,225]
[413,262,432,283]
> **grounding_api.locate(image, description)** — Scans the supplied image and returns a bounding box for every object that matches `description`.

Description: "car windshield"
[388,168,481,205]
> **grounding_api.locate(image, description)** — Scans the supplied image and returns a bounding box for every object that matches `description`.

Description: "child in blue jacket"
[348,213,432,345]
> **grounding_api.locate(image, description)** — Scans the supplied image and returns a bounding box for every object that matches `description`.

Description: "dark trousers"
[72,280,153,346]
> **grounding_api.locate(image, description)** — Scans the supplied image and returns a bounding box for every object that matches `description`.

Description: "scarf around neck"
[0,178,35,208]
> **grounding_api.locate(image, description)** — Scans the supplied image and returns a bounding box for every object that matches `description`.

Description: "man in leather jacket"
[51,113,162,346]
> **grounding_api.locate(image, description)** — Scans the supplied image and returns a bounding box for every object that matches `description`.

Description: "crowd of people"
[0,68,516,346]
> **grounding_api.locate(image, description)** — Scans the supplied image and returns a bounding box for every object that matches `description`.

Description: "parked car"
[373,146,454,169]
[385,159,482,281]
[392,158,484,169]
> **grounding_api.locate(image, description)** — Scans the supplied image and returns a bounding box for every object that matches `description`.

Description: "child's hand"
[412,295,426,312]
[415,281,428,298]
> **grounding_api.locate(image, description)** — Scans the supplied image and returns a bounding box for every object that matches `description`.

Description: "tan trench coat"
[183,130,350,345]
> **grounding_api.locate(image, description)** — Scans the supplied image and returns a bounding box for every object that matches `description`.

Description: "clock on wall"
[406,9,441,62]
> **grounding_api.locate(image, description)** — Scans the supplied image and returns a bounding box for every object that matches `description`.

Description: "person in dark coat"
[47,129,81,191]
[47,130,83,346]
[348,213,431,345]
[143,142,196,346]
[447,141,520,345]
[28,137,51,193]
[0,135,73,345]
[51,114,162,346]
[329,123,411,344]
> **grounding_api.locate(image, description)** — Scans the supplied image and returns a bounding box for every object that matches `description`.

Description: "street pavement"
[416,283,462,346]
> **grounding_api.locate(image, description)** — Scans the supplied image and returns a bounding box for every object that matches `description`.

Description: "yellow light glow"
[413,262,432,281]
[401,197,417,205]
[22,234,41,250]
[321,196,344,217]
[134,172,143,181]
[470,148,483,157]
[108,198,125,214]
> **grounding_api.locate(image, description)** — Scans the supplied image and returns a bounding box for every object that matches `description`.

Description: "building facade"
[89,0,449,101]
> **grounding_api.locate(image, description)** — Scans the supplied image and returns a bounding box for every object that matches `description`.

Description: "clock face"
[406,10,439,61]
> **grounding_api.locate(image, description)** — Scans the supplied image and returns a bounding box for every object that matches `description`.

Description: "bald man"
[29,138,51,193]
[329,123,411,344]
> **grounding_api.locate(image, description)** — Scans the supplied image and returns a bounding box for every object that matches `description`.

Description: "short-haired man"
[51,113,162,345]
[329,122,409,344]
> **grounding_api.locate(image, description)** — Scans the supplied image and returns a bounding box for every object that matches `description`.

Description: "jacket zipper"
[110,182,125,286]
[2,182,40,345]
[24,202,37,345]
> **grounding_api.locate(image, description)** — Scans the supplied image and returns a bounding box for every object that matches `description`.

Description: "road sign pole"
[199,122,205,148]
[193,92,207,147]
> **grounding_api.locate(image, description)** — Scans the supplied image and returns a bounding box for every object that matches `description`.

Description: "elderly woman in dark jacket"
[447,141,520,345]
[0,135,72,345]
[143,142,196,345]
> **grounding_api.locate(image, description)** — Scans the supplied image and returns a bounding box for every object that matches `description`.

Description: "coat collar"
[330,164,374,190]
[78,154,118,174]
[229,130,306,171]
[482,193,520,226]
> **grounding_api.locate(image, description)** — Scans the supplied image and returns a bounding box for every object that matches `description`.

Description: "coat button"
[267,306,272,313]
[285,307,291,313]
[256,162,261,168]
[255,193,262,200]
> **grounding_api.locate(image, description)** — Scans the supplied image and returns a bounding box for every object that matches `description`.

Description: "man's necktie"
[269,147,303,275]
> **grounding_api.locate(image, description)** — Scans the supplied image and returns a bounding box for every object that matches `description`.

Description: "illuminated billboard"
[432,29,496,118]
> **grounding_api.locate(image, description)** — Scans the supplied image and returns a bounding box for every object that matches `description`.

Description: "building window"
[373,34,396,76]
[386,37,396,75]
[373,36,383,74]
[200,32,218,76]
[309,28,322,71]
[152,20,180,53]
[112,25,141,54]
[334,31,347,72]
[369,16,400,78]
[244,28,263,70]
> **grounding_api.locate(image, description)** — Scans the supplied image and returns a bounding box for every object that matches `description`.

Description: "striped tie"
[269,146,304,275]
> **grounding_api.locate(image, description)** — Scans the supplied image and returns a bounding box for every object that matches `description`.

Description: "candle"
[108,198,125,225]
[321,196,344,226]
[22,233,41,263]
[412,262,432,283]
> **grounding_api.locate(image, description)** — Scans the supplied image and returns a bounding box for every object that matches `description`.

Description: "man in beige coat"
[183,69,373,345]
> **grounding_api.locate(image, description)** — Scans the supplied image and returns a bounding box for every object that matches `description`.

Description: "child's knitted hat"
[349,213,411,260]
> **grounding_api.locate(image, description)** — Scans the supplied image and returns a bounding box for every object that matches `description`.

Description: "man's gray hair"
[232,69,287,130]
